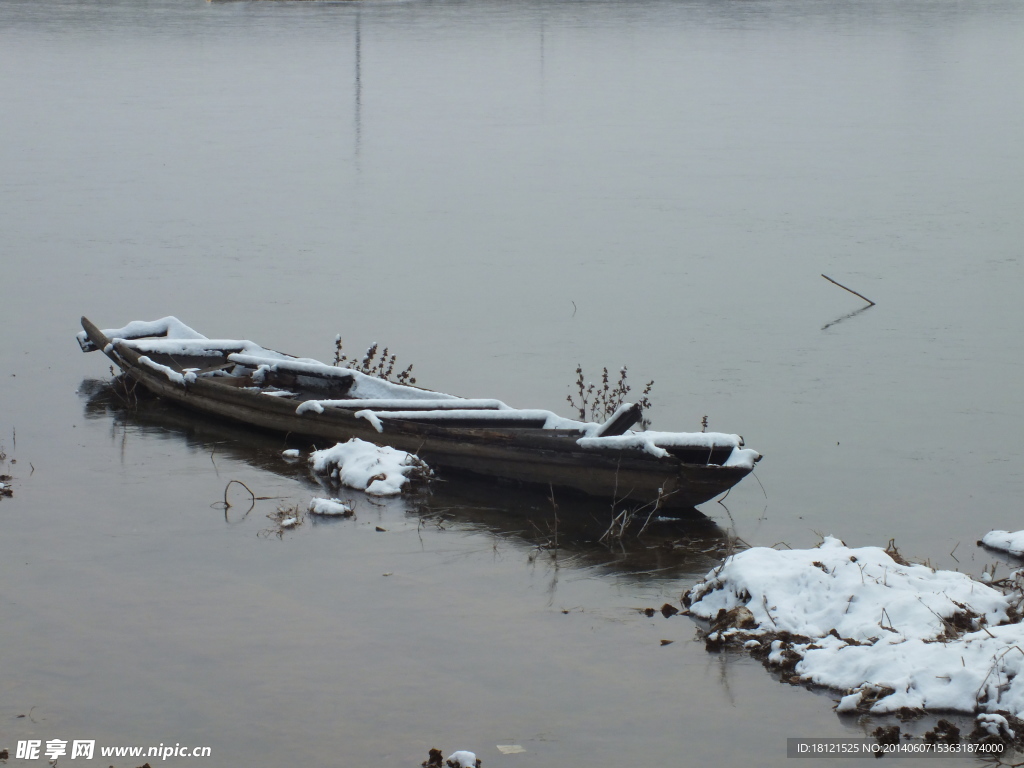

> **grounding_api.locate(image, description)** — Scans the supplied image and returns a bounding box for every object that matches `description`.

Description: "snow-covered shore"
[685,537,1024,718]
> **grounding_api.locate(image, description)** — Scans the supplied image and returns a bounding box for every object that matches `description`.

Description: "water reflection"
[80,377,735,580]
[353,5,362,171]
[821,304,874,331]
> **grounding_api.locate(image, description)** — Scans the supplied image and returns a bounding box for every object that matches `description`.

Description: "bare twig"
[218,479,281,514]
[751,470,768,500]
[548,483,560,552]
[821,274,875,306]
[223,479,256,510]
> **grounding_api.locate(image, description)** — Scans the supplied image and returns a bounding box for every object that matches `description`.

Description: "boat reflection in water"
[81,377,741,581]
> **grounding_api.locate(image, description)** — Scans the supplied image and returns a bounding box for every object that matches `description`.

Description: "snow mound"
[685,536,1024,716]
[982,530,1024,557]
[445,751,479,768]
[309,439,430,496]
[307,498,353,517]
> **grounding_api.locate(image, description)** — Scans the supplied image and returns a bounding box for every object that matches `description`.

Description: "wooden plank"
[594,403,643,437]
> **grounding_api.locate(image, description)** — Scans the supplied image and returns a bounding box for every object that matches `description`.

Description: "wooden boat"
[78,316,760,510]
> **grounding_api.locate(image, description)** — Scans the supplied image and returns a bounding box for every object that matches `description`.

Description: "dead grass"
[258,502,306,539]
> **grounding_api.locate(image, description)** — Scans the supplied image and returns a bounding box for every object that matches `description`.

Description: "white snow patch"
[354,408,587,429]
[982,530,1024,557]
[282,449,301,459]
[977,713,1015,739]
[304,398,508,412]
[686,536,1024,715]
[345,370,460,401]
[77,316,206,350]
[297,399,598,433]
[279,517,298,528]
[309,439,430,496]
[445,751,478,768]
[230,354,354,382]
[307,498,353,517]
[578,431,757,466]
[354,410,384,433]
[137,356,196,386]
[592,402,638,436]
[118,338,262,358]
[723,448,761,469]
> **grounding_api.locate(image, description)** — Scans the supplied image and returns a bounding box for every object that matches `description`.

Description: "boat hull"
[82,318,754,509]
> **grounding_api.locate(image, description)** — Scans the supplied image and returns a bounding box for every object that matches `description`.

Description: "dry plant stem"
[636,488,672,537]
[567,364,653,424]
[221,480,280,511]
[751,470,768,500]
[223,479,256,510]
[109,372,140,409]
[334,337,416,385]
[821,274,876,306]
[548,483,560,551]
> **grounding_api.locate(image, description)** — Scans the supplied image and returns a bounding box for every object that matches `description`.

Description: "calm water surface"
[1,0,1023,765]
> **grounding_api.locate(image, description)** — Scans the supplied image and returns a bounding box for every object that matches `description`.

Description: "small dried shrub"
[334,336,416,385]
[567,364,653,424]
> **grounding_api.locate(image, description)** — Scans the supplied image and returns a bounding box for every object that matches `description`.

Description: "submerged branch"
[821,274,876,306]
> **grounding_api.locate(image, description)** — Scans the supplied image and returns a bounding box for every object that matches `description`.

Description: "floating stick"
[821,274,875,306]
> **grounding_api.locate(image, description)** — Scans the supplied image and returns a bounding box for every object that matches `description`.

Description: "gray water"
[2,0,1023,765]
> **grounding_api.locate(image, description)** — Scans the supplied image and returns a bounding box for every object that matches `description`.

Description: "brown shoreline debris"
[872,724,900,748]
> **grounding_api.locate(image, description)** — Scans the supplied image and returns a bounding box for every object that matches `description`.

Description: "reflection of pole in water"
[354,6,362,169]
[539,16,545,77]
[538,12,546,113]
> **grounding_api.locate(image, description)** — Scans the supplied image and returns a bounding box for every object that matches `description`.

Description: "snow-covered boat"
[78,316,760,510]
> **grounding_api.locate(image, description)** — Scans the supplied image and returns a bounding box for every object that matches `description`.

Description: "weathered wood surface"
[594,402,644,437]
[81,317,753,508]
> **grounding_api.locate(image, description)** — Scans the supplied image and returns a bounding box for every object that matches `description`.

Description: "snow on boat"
[77,316,761,510]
